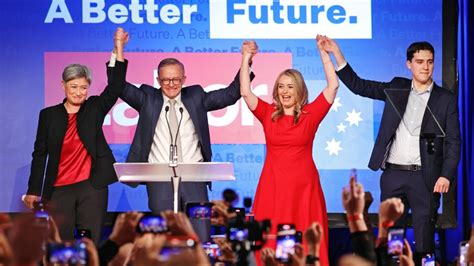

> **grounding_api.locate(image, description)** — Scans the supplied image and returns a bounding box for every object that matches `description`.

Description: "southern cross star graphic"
[336,122,346,133]
[330,97,342,112]
[345,109,363,126]
[325,138,343,156]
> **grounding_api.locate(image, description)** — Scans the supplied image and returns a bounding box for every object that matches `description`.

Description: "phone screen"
[159,237,196,261]
[228,227,249,242]
[186,202,213,220]
[459,241,469,266]
[137,215,167,234]
[275,224,296,263]
[421,253,435,266]
[47,241,87,264]
[387,227,405,257]
[202,241,221,259]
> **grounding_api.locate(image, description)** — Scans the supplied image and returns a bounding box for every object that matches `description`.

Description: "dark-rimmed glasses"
[160,78,182,85]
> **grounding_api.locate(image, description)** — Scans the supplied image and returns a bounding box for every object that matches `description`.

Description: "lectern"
[113,162,235,213]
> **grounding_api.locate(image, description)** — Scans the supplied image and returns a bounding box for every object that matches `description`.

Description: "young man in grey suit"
[109,40,257,241]
[320,37,460,260]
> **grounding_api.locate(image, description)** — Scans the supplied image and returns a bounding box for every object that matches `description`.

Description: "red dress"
[252,92,331,266]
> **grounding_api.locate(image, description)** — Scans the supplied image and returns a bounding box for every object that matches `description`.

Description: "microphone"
[174,107,184,160]
[164,106,175,163]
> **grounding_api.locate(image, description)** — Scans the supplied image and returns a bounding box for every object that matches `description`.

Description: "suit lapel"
[181,88,203,141]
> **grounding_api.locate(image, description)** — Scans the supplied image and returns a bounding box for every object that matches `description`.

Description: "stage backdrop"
[0,0,443,213]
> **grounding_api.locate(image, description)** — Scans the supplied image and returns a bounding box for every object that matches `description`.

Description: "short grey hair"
[157,58,185,75]
[62,64,92,84]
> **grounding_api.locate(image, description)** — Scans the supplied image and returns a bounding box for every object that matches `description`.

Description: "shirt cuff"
[108,52,117,67]
[335,61,348,72]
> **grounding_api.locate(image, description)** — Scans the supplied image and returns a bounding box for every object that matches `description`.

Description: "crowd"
[1,177,473,265]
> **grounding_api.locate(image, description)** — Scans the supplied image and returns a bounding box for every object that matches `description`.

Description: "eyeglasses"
[160,78,182,85]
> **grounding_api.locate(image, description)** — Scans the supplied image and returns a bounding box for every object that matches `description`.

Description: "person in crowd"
[127,211,211,265]
[260,222,323,266]
[107,38,256,242]
[239,35,338,266]
[22,28,129,244]
[321,37,461,260]
[342,173,416,266]
[98,212,143,265]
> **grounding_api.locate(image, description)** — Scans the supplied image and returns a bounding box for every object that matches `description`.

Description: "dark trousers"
[146,181,210,242]
[49,179,108,244]
[380,169,439,253]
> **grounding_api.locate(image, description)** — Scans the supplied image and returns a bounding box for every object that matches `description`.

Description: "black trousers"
[49,179,108,244]
[380,169,439,253]
[146,181,210,242]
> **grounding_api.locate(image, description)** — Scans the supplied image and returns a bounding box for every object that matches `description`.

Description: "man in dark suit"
[322,38,460,256]
[109,42,256,241]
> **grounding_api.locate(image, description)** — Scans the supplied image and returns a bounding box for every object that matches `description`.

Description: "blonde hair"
[271,69,308,124]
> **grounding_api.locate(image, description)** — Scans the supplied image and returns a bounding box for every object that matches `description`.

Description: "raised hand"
[261,247,278,266]
[211,200,236,226]
[113,27,129,61]
[318,35,339,54]
[109,212,143,246]
[342,176,365,216]
[305,222,323,256]
[161,211,198,239]
[378,197,404,225]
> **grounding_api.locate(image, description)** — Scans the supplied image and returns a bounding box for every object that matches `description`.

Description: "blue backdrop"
[0,0,445,214]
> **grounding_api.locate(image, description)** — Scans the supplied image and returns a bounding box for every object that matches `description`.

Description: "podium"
[113,162,235,212]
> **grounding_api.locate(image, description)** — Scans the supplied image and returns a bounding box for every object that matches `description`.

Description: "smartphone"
[275,224,297,263]
[229,207,246,218]
[202,241,221,259]
[186,202,213,220]
[387,227,405,259]
[159,236,196,261]
[137,215,167,234]
[421,253,435,266]
[227,226,249,242]
[74,229,91,239]
[46,241,87,265]
[210,225,227,238]
[33,201,49,225]
[459,241,469,266]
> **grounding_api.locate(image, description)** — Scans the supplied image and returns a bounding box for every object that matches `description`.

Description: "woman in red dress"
[240,36,339,266]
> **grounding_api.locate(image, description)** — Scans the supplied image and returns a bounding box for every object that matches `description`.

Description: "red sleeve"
[305,92,332,125]
[251,97,273,125]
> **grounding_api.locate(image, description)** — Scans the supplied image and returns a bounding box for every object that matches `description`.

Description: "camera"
[186,202,213,220]
[387,227,405,259]
[46,241,87,265]
[226,216,271,251]
[275,224,297,263]
[159,236,196,261]
[137,214,167,234]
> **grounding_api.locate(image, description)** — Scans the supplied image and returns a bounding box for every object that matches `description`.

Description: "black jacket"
[337,63,461,187]
[27,60,128,200]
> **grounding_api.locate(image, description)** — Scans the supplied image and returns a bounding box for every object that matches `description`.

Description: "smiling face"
[62,77,89,107]
[157,64,186,99]
[276,75,298,112]
[406,50,434,89]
